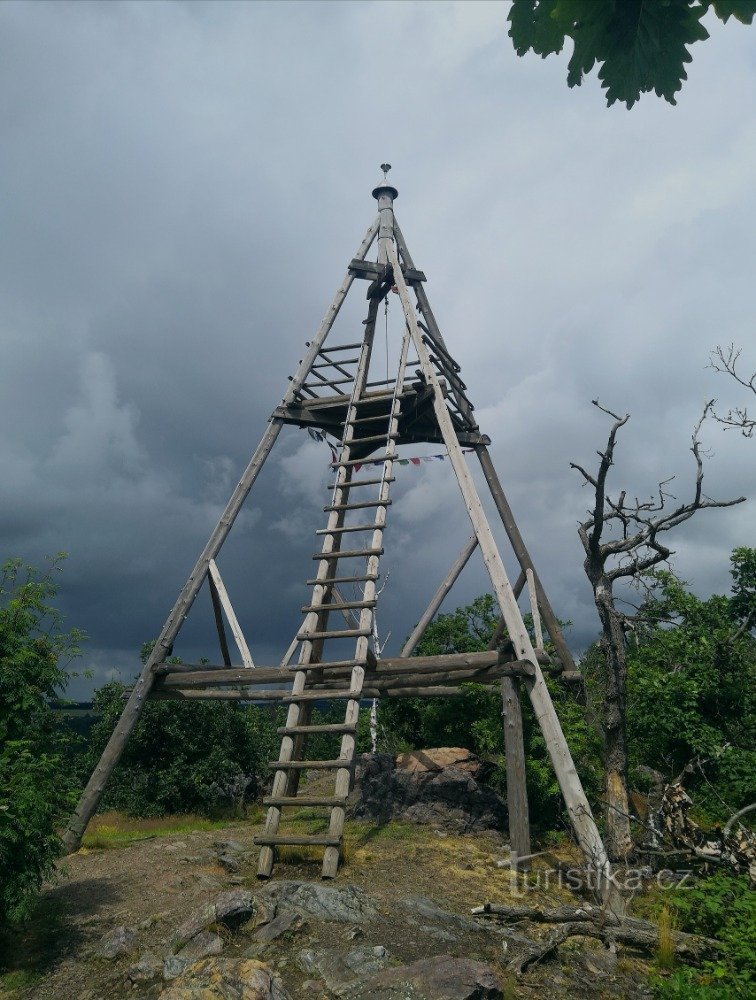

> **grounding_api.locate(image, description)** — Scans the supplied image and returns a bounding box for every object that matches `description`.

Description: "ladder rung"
[301,599,375,612]
[293,659,363,669]
[348,414,392,425]
[282,689,362,702]
[303,375,354,387]
[277,723,357,735]
[312,358,358,368]
[316,523,379,535]
[254,835,341,847]
[318,341,362,353]
[263,795,347,808]
[346,432,398,446]
[306,575,378,585]
[312,548,383,560]
[324,499,391,512]
[296,628,372,640]
[332,453,393,468]
[268,759,354,770]
[351,390,415,405]
[327,477,394,489]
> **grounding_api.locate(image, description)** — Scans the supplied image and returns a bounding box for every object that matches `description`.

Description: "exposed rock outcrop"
[345,954,502,999]
[157,957,290,999]
[349,749,506,833]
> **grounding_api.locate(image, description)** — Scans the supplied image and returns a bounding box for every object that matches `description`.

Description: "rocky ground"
[0,814,658,1000]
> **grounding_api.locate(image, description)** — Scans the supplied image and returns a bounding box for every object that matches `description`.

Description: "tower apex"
[372,163,398,201]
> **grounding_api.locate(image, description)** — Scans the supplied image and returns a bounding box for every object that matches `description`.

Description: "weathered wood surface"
[63,217,380,855]
[471,902,721,968]
[150,662,535,701]
[156,649,540,687]
[208,559,254,668]
[400,535,479,658]
[388,236,611,898]
[475,445,577,673]
[501,677,531,868]
[525,567,544,651]
[207,571,232,667]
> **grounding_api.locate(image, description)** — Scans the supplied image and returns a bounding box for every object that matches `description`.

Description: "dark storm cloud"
[1,1,753,697]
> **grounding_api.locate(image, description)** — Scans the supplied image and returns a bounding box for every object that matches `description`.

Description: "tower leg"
[501,677,531,870]
[63,217,380,853]
[388,237,612,900]
[475,446,577,673]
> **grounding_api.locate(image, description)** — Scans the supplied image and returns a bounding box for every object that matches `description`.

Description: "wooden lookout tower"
[64,167,611,890]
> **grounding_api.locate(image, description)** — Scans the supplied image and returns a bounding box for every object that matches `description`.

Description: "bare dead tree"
[570,400,746,861]
[710,344,755,437]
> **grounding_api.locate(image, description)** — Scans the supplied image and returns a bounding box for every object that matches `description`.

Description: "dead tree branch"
[569,399,746,862]
[472,902,721,973]
[710,344,755,437]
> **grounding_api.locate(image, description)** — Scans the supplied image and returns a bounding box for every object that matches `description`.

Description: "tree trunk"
[594,577,633,860]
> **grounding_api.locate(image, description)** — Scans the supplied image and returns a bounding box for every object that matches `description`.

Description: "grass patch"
[655,905,677,970]
[0,969,44,992]
[81,811,232,850]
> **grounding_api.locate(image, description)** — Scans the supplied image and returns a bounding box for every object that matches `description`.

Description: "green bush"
[84,682,282,817]
[652,874,755,999]
[626,553,756,819]
[0,556,84,923]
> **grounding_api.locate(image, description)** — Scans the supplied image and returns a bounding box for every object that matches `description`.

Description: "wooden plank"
[301,599,376,613]
[282,689,362,702]
[263,796,347,808]
[312,548,383,560]
[157,650,526,685]
[387,237,611,897]
[526,568,544,651]
[268,759,353,771]
[315,523,381,535]
[400,535,478,657]
[278,723,357,735]
[208,560,254,669]
[295,627,372,641]
[348,258,426,283]
[254,835,340,847]
[150,684,488,702]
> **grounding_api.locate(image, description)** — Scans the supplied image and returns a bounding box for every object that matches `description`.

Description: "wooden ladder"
[256,323,413,879]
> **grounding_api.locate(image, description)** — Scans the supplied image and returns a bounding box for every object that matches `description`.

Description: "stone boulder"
[92,924,139,959]
[171,889,256,950]
[349,750,506,833]
[158,957,290,1000]
[257,881,378,924]
[345,955,502,999]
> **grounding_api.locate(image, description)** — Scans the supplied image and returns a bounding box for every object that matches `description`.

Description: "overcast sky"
[1,1,754,699]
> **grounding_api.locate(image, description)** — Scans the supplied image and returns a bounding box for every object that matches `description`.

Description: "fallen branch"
[472,901,721,973]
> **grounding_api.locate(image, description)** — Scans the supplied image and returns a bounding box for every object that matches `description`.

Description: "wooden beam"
[207,572,233,667]
[62,216,381,855]
[387,236,611,898]
[400,535,479,657]
[208,560,254,668]
[526,568,544,651]
[475,445,577,673]
[151,684,493,702]
[501,676,531,870]
[158,649,514,687]
[348,258,426,283]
